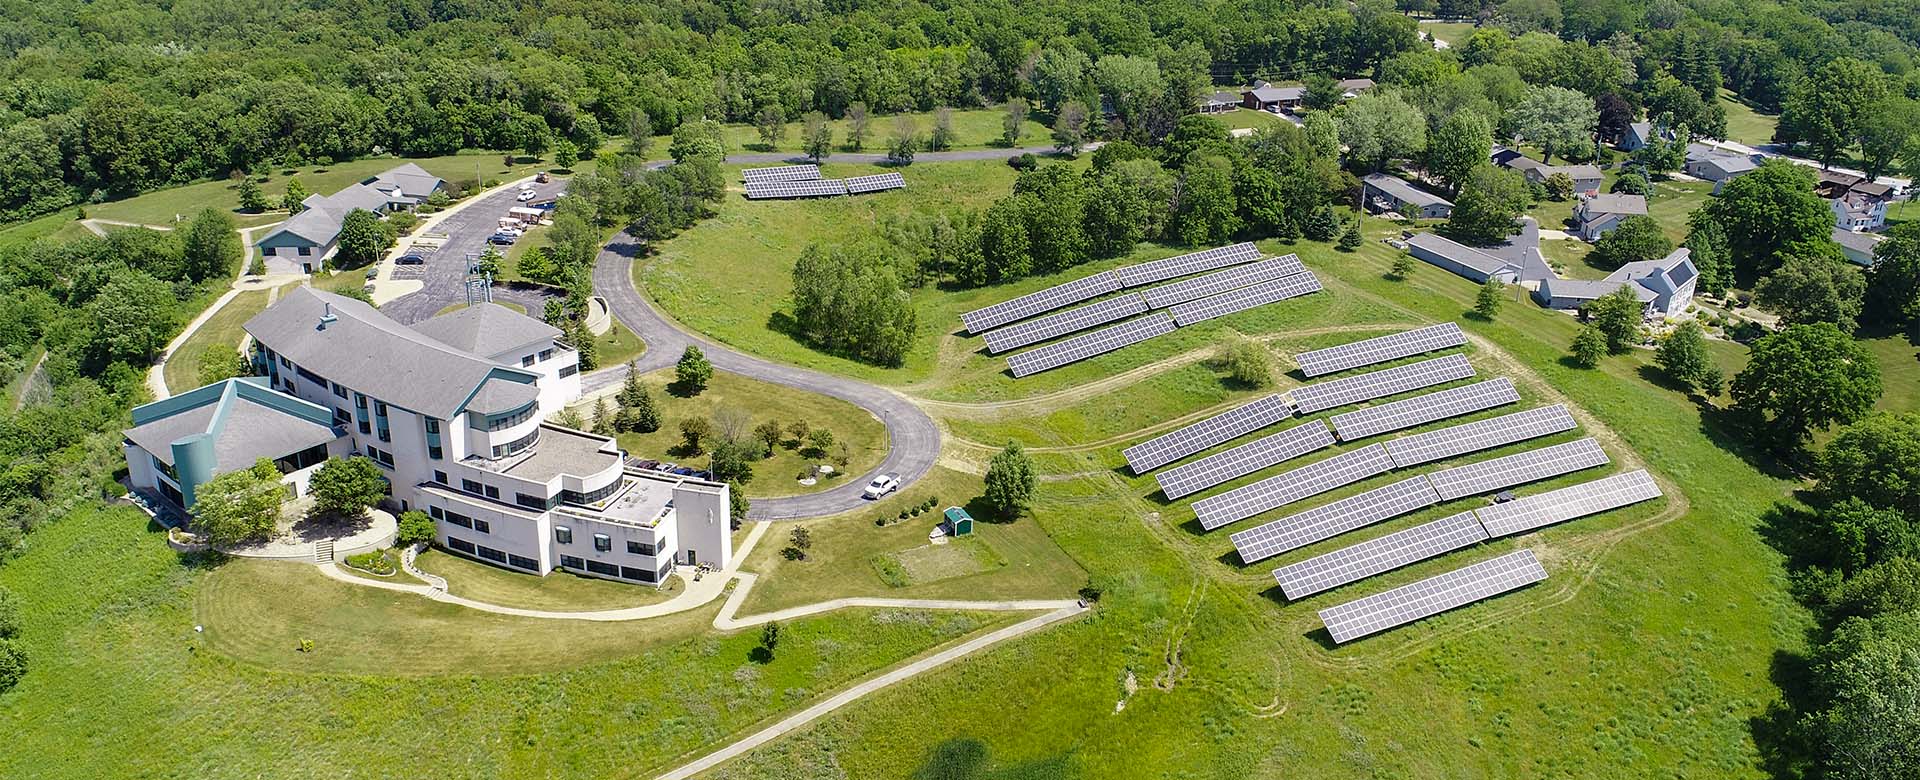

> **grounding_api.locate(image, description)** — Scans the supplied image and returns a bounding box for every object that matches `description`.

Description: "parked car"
[516,189,537,202]
[535,172,551,184]
[653,462,677,472]
[630,459,658,470]
[487,233,517,245]
[397,252,426,265]
[862,473,901,499]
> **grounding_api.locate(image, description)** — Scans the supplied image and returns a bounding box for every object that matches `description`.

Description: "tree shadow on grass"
[912,738,1080,780]
[748,646,773,664]
[1695,401,1803,481]
[1749,648,1821,780]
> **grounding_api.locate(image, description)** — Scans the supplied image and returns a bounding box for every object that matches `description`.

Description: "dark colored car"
[397,253,426,265]
[487,233,517,245]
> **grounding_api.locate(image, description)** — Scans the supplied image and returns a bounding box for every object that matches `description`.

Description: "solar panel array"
[741,165,823,183]
[1121,395,1293,474]
[1294,323,1468,377]
[1167,271,1323,326]
[1271,511,1490,600]
[1114,243,1263,287]
[1475,469,1661,538]
[962,272,1123,333]
[981,294,1148,354]
[1230,475,1442,563]
[1155,421,1336,500]
[1006,313,1177,377]
[1290,354,1476,414]
[1384,405,1577,468]
[1318,549,1547,643]
[845,172,907,194]
[743,179,847,199]
[1194,444,1395,531]
[1328,378,1520,442]
[1140,256,1307,309]
[1427,438,1609,501]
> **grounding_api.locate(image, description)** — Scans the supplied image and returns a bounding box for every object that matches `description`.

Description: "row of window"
[365,446,394,468]
[431,505,492,534]
[557,555,669,584]
[518,348,557,367]
[560,479,623,507]
[446,538,537,572]
[491,428,539,459]
[478,403,537,432]
[553,526,660,556]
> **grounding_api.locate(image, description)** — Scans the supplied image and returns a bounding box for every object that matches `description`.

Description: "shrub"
[395,510,436,547]
[0,638,26,692]
[345,549,398,576]
[0,586,18,639]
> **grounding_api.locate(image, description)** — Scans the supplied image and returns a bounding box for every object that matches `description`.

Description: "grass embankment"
[413,548,683,611]
[653,106,1053,156]
[594,369,889,498]
[1719,89,1780,147]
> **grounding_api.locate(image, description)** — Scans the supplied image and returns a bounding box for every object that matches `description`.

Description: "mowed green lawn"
[161,288,280,394]
[654,106,1053,155]
[1719,90,1780,147]
[1424,21,1477,46]
[595,368,889,498]
[414,548,684,611]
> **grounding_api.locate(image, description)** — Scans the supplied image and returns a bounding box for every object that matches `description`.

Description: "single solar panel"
[1290,354,1475,414]
[845,172,906,194]
[1474,469,1662,538]
[1318,549,1547,643]
[741,165,822,183]
[981,294,1148,354]
[1271,511,1490,599]
[743,178,847,199]
[961,271,1123,334]
[1294,323,1468,377]
[1167,271,1323,326]
[1193,444,1395,531]
[1384,405,1577,468]
[1006,313,1176,377]
[1156,420,1336,500]
[1427,438,1608,501]
[1113,243,1263,287]
[1139,256,1307,309]
[1121,395,1293,475]
[1329,378,1520,441]
[1230,475,1442,564]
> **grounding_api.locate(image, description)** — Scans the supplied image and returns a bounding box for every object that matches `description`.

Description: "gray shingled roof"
[1406,232,1515,277]
[368,163,445,200]
[1832,227,1886,260]
[245,287,538,420]
[123,380,340,470]
[1581,193,1647,217]
[1363,173,1453,209]
[410,303,563,360]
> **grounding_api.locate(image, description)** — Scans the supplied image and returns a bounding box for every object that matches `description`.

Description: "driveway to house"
[381,177,571,324]
[587,234,942,521]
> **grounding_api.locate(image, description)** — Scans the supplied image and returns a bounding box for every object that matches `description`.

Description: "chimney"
[318,301,338,329]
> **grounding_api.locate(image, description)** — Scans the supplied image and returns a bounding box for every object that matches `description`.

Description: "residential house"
[253,164,446,274]
[1405,219,1551,285]
[1337,78,1377,98]
[1533,248,1697,319]
[1242,81,1303,112]
[1362,173,1453,219]
[1619,122,1658,152]
[123,287,734,584]
[124,376,350,511]
[1833,226,1887,267]
[1496,151,1603,195]
[1573,193,1648,241]
[1685,145,1760,193]
[1832,181,1894,232]
[1202,91,1242,114]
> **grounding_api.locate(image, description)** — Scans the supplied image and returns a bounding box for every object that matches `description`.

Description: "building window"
[424,418,440,434]
[483,485,499,500]
[520,355,535,367]
[626,540,655,556]
[428,445,442,460]
[474,402,537,432]
[297,246,312,257]
[555,526,572,544]
[561,480,625,507]
[490,428,540,458]
[448,537,475,554]
[365,446,394,468]
[585,560,619,576]
[508,554,539,571]
[375,401,388,417]
[429,506,443,519]
[462,478,482,494]
[358,421,372,435]
[593,534,611,552]
[445,511,472,528]
[558,364,579,378]
[433,470,447,485]
[473,518,491,534]
[477,545,507,563]
[333,408,351,426]
[560,555,584,570]
[354,394,367,410]
[280,356,292,368]
[621,565,654,582]
[515,492,551,511]
[332,382,348,399]
[539,349,553,361]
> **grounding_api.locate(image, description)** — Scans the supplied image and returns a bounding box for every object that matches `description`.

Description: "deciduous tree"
[1590,216,1673,270]
[982,441,1035,519]
[1447,164,1528,244]
[309,456,386,517]
[675,346,711,393]
[1511,85,1598,163]
[192,457,285,546]
[1731,323,1882,449]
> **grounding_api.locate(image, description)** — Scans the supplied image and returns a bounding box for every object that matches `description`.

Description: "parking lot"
[381,177,570,324]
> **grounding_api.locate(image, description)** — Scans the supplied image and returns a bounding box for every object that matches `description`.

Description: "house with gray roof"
[1573,193,1648,241]
[1833,226,1887,267]
[123,285,733,582]
[123,377,349,510]
[254,164,445,274]
[1404,217,1553,286]
[1619,122,1658,152]
[1362,173,1453,219]
[1202,91,1242,114]
[1242,81,1304,112]
[1533,247,1697,318]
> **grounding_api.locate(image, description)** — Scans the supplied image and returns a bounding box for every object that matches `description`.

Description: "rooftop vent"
[318,302,338,329]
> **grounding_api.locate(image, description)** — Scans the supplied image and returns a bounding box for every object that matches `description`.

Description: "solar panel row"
[1193,444,1395,531]
[1121,395,1293,475]
[845,172,907,194]
[1290,354,1475,414]
[1475,469,1661,538]
[1270,511,1489,600]
[740,165,823,183]
[1426,438,1609,501]
[1139,256,1307,309]
[1229,475,1442,564]
[961,272,1123,333]
[1318,549,1547,644]
[1328,378,1520,442]
[980,294,1149,354]
[1383,405,1577,468]
[1167,271,1323,326]
[1005,313,1177,378]
[1113,243,1265,287]
[1293,323,1468,377]
[1155,420,1336,500]
[743,179,847,199]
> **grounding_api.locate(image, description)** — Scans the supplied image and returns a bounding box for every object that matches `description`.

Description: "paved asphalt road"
[382,177,571,324]
[586,232,942,520]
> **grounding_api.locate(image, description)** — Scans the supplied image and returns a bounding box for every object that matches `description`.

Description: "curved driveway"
[586,233,941,520]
